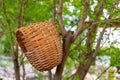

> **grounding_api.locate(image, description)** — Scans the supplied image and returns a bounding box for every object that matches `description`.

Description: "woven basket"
[16,21,62,71]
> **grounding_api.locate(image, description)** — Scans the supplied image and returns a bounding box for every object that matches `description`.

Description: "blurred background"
[0,0,120,80]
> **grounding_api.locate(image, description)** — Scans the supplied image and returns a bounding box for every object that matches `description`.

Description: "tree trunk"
[13,45,20,80]
[54,31,73,80]
[13,58,20,80]
[48,70,52,80]
[77,51,95,80]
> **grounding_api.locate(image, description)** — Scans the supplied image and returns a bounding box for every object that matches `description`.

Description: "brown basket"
[16,21,62,71]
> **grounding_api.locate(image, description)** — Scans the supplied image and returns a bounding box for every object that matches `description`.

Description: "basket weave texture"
[16,21,62,71]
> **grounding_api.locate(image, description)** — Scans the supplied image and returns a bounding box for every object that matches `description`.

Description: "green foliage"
[0,0,120,79]
[24,0,53,22]
[98,46,120,67]
[63,0,85,30]
[0,0,53,54]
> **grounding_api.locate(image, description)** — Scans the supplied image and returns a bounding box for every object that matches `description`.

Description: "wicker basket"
[16,21,62,71]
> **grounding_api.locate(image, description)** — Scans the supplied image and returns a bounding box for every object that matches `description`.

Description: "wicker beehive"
[16,21,62,71]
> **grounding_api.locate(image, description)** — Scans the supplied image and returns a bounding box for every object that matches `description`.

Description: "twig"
[53,0,57,22]
[68,72,77,80]
[86,0,106,52]
[2,0,11,27]
[18,0,23,28]
[22,0,28,22]
[84,17,120,27]
[73,0,90,41]
[19,52,26,80]
[19,52,25,66]
[2,0,15,59]
[96,65,112,80]
[100,26,111,48]
[70,36,86,54]
[93,24,107,57]
[0,20,5,30]
[94,0,106,21]
[57,0,66,36]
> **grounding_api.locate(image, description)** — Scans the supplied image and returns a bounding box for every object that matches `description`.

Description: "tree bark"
[48,70,52,80]
[2,0,21,80]
[13,45,20,80]
[77,52,95,80]
[54,31,73,80]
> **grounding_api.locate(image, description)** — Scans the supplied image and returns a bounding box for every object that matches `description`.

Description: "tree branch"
[16,0,24,80]
[2,0,21,80]
[73,0,90,41]
[2,0,11,27]
[85,0,106,52]
[96,65,112,80]
[53,0,57,22]
[93,0,118,58]
[18,0,23,28]
[94,0,106,21]
[54,31,73,80]
[0,19,5,30]
[2,0,14,56]
[57,0,66,36]
[71,1,117,79]
[84,17,120,27]
[48,70,52,80]
[19,52,26,80]
[68,72,77,80]
[93,24,107,57]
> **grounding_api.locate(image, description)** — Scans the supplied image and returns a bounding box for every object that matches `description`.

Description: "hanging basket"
[16,21,62,71]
